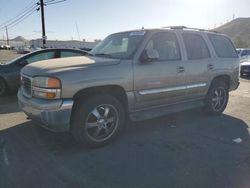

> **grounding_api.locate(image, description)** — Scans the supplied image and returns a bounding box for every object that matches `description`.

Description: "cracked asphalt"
[0,78,250,188]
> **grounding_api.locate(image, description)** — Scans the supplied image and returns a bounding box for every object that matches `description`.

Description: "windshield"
[90,31,146,59]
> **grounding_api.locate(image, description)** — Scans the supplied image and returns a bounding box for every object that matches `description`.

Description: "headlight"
[33,76,61,88]
[32,76,61,99]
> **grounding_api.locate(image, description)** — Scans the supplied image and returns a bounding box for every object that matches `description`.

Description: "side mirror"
[19,60,28,66]
[140,49,159,63]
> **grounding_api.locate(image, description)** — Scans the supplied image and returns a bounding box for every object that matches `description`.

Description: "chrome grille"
[22,75,32,97]
[242,65,250,71]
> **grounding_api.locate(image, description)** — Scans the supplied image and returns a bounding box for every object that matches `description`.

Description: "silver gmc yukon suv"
[18,27,240,147]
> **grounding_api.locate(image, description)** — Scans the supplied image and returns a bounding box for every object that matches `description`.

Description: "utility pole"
[40,0,46,48]
[5,26,9,46]
[75,21,81,41]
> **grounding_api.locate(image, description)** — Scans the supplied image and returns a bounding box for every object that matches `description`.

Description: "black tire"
[0,78,7,96]
[204,81,229,115]
[71,95,125,147]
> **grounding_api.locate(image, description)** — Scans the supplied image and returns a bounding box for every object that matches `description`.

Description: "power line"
[44,0,66,6]
[4,9,38,31]
[0,0,67,44]
[44,0,55,3]
[0,6,38,32]
[0,0,37,27]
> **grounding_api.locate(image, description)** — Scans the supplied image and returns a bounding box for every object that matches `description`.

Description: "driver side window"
[145,32,181,61]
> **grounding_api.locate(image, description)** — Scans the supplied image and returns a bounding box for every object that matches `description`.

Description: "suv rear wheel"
[204,81,229,115]
[71,95,125,147]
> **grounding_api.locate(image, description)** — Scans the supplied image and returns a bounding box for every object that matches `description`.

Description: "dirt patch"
[0,50,22,64]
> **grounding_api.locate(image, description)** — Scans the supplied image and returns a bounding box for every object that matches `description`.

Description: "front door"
[133,31,187,110]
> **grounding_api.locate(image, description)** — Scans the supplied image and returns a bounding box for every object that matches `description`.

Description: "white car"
[236,48,250,76]
[240,60,250,76]
[237,48,250,60]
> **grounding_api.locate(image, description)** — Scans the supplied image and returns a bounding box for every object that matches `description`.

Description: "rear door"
[133,31,187,110]
[180,32,212,100]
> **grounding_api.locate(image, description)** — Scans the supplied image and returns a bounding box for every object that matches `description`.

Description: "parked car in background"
[236,48,250,59]
[0,48,88,96]
[236,48,250,76]
[18,27,239,147]
[0,45,11,50]
[17,46,31,54]
[240,59,250,76]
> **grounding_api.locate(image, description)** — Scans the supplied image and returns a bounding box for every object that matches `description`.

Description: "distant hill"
[214,17,250,48]
[11,36,29,42]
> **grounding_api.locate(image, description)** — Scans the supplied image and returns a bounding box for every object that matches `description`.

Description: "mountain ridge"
[214,17,250,48]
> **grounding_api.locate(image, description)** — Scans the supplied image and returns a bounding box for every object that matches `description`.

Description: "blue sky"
[0,0,250,41]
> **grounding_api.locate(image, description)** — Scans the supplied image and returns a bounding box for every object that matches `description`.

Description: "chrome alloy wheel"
[85,104,119,142]
[211,87,227,111]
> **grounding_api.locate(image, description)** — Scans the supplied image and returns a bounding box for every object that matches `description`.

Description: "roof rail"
[162,26,187,29]
[162,26,220,33]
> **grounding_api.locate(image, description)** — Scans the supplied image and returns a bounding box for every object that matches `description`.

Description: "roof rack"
[162,26,220,33]
[162,26,187,29]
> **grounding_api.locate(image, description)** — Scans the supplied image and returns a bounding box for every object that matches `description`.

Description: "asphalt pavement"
[0,78,250,188]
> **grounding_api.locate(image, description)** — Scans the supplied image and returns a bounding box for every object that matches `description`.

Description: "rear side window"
[208,34,238,58]
[182,33,210,60]
[60,51,84,58]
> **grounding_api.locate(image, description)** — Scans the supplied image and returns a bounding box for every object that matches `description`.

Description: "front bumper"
[18,89,73,132]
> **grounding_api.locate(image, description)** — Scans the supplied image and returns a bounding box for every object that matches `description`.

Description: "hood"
[21,56,120,76]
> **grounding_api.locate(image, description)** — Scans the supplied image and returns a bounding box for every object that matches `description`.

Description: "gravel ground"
[0,78,249,188]
[1,50,250,188]
[0,50,22,64]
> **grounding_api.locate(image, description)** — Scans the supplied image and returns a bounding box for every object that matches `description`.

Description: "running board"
[129,100,204,121]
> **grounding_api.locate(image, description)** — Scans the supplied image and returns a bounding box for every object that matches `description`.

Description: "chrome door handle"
[177,66,185,73]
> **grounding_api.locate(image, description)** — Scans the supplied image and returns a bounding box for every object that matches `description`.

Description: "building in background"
[0,35,100,51]
[30,39,100,51]
[0,40,28,48]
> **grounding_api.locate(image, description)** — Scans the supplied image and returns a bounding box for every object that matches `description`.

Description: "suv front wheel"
[71,95,125,147]
[204,81,229,115]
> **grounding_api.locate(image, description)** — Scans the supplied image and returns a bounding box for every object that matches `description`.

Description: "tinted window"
[145,32,181,61]
[182,33,210,60]
[208,34,238,58]
[25,51,55,64]
[61,51,84,58]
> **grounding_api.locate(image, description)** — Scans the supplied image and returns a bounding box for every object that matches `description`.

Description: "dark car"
[0,48,87,96]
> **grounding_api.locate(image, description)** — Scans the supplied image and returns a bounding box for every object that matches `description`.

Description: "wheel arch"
[209,75,230,90]
[72,85,129,111]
